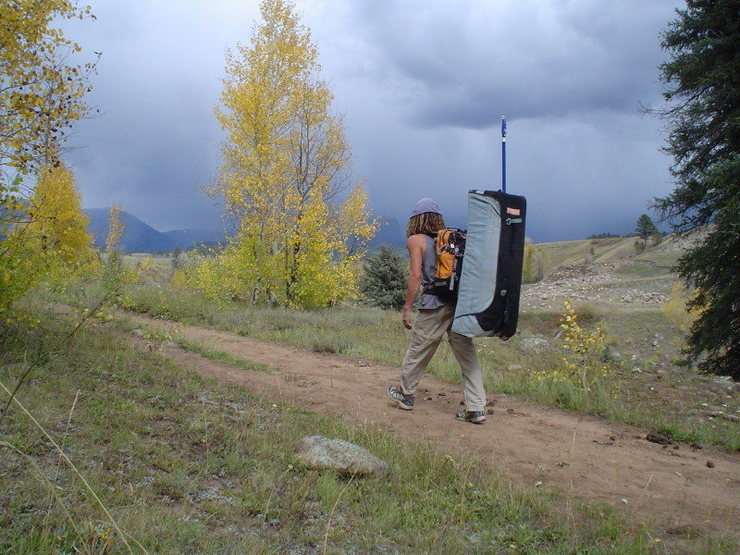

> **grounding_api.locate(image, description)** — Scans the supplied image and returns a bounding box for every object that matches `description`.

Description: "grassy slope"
[0,307,671,554]
[534,236,664,275]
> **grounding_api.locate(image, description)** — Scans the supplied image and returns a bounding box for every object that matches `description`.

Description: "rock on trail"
[295,435,390,476]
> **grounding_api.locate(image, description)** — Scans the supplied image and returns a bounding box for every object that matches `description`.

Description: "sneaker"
[387,385,414,410]
[455,410,486,424]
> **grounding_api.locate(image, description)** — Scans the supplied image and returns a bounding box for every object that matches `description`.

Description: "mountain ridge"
[84,209,406,253]
[85,209,228,253]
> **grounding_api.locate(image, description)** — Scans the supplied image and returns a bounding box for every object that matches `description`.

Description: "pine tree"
[653,0,739,378]
[634,214,658,240]
[360,246,407,310]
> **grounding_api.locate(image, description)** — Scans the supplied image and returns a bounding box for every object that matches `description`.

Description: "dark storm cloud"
[311,0,682,241]
[62,1,258,231]
[59,0,683,241]
[70,72,224,230]
[345,0,678,128]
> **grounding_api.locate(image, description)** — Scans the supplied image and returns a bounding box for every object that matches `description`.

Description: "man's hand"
[402,307,413,329]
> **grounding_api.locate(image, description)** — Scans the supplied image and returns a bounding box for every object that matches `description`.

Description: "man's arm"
[402,234,426,329]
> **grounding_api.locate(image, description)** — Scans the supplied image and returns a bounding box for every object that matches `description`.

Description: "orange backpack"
[427,228,466,299]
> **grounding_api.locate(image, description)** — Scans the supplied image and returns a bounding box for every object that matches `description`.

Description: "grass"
[0,305,699,553]
[111,316,274,373]
[532,236,641,274]
[41,279,740,451]
[179,337,274,373]
[613,261,675,279]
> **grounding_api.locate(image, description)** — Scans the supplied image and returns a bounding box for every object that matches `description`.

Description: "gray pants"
[400,303,487,412]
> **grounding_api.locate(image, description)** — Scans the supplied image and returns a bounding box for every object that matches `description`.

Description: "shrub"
[171,268,186,288]
[532,301,613,391]
[359,246,407,310]
[522,243,545,284]
[136,257,157,284]
[662,282,702,335]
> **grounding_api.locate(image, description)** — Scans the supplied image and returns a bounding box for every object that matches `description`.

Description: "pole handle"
[501,116,507,193]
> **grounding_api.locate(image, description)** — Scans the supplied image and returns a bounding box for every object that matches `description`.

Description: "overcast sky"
[62,0,683,242]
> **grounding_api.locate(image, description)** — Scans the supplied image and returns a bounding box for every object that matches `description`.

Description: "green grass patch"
[614,262,669,278]
[178,337,273,373]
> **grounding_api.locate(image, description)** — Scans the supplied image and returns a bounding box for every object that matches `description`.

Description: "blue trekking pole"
[501,115,507,193]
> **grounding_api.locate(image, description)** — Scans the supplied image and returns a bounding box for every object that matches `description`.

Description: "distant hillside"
[85,208,177,253]
[526,230,710,281]
[164,228,227,250]
[85,208,402,254]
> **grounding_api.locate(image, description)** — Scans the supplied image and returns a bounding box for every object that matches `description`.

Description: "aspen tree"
[27,161,96,273]
[206,0,376,307]
[1,0,95,191]
[1,160,95,309]
[105,204,124,254]
[0,0,95,310]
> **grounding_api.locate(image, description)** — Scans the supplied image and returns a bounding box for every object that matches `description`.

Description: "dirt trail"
[121,311,739,541]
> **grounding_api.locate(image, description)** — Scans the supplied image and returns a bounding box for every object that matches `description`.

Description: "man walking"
[387,198,487,424]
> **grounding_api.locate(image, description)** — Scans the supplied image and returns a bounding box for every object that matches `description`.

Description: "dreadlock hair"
[406,212,446,237]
